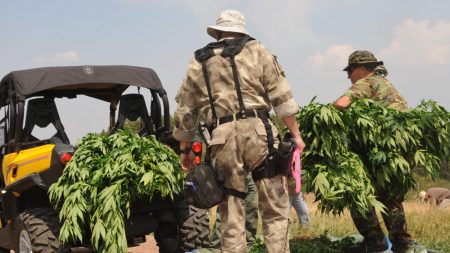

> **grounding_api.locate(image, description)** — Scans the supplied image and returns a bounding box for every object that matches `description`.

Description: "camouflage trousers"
[210,174,258,249]
[351,193,412,252]
[210,118,290,253]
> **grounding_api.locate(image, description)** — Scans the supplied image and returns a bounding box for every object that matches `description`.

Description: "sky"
[1,0,450,142]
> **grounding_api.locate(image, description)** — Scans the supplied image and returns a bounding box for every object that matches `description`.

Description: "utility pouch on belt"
[184,164,226,209]
[252,138,295,182]
[278,139,296,174]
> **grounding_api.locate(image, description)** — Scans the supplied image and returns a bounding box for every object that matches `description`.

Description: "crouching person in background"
[424,187,450,206]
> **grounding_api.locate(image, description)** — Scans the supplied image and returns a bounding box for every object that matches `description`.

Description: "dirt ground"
[73,235,159,253]
[128,235,158,253]
[8,235,158,253]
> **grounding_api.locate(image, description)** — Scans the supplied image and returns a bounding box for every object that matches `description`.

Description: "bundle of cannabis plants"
[49,130,184,253]
[297,99,449,216]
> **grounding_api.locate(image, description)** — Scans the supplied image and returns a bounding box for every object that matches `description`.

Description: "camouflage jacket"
[173,39,298,142]
[343,73,408,111]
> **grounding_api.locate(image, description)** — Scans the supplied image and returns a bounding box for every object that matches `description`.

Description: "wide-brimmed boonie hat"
[207,10,251,39]
[343,50,384,71]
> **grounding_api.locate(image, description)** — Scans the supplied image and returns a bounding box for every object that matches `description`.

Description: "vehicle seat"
[22,98,70,144]
[115,94,154,136]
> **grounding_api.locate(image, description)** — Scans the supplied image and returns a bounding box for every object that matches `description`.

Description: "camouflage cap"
[343,50,384,71]
[207,10,251,39]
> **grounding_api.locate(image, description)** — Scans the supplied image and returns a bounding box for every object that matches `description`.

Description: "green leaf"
[48,129,184,253]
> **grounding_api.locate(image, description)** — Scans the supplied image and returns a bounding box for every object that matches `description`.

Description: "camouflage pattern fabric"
[218,176,290,253]
[350,198,412,252]
[173,39,298,142]
[343,73,408,111]
[373,65,388,77]
[255,175,290,253]
[210,174,258,249]
[348,50,380,64]
[350,166,414,252]
[173,39,297,253]
[211,119,289,253]
[350,208,388,249]
[343,50,383,71]
[382,203,411,252]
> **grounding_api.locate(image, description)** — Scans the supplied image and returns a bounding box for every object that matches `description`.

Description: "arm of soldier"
[259,47,305,152]
[173,98,197,171]
[259,46,298,117]
[179,141,195,172]
[173,61,202,171]
[333,96,352,111]
[333,79,369,110]
[282,114,305,154]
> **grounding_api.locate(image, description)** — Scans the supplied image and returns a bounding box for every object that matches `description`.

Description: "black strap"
[195,42,221,128]
[195,36,255,129]
[214,165,247,199]
[252,163,268,182]
[251,110,280,182]
[217,110,262,125]
[201,62,218,127]
[225,187,247,199]
[229,55,246,116]
[257,110,275,152]
[194,39,224,63]
[220,36,254,58]
[221,36,254,118]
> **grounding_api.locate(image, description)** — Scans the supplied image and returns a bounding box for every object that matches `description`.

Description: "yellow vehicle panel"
[2,144,55,187]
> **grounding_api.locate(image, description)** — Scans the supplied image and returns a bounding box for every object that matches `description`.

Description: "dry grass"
[290,193,450,252]
[207,183,450,252]
[403,201,450,251]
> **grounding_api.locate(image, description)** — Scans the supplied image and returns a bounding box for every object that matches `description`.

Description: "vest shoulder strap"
[221,36,254,58]
[194,41,222,63]
[194,36,256,128]
[194,36,255,63]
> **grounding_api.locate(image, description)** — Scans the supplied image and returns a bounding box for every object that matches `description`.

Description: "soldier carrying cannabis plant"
[333,50,427,253]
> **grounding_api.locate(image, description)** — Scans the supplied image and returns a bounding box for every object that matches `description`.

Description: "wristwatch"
[180,147,191,154]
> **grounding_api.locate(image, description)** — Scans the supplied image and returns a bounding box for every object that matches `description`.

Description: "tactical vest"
[195,36,295,188]
[194,36,256,126]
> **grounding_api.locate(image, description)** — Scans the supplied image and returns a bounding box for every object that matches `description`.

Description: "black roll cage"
[0,65,171,153]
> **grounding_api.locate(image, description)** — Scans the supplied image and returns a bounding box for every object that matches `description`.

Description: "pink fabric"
[291,147,302,193]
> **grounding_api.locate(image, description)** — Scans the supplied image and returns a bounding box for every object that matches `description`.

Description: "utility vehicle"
[0,65,210,253]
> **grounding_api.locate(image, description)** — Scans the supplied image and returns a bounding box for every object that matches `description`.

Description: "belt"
[217,109,268,125]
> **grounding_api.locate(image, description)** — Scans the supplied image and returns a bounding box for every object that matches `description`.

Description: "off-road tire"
[154,209,183,253]
[14,207,70,253]
[180,206,211,251]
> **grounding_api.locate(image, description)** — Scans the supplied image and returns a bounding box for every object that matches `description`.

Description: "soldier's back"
[360,74,408,110]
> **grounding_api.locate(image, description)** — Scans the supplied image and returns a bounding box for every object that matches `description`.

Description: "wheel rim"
[19,229,33,253]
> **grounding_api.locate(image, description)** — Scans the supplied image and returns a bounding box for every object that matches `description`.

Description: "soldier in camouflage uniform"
[173,10,305,253]
[334,50,427,253]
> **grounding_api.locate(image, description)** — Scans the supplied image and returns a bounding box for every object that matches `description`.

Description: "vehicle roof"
[0,65,166,106]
